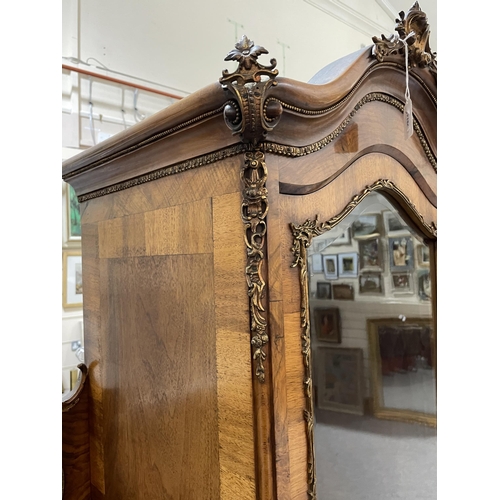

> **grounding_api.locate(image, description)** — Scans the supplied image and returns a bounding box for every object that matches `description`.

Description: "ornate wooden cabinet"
[62,4,436,499]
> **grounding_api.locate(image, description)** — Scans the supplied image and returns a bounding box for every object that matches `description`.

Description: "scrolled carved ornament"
[372,1,437,76]
[241,150,269,383]
[220,35,283,144]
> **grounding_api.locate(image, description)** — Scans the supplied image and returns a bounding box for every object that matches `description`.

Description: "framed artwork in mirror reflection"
[332,284,354,301]
[359,272,383,295]
[322,255,338,279]
[338,252,358,278]
[314,307,341,343]
[352,214,381,239]
[389,236,414,271]
[391,272,413,294]
[316,282,332,300]
[418,270,432,301]
[358,237,383,270]
[316,347,364,415]
[312,253,323,273]
[383,210,408,235]
[417,244,430,267]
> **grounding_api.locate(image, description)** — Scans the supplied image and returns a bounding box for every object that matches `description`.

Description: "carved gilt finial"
[372,2,436,75]
[220,36,282,143]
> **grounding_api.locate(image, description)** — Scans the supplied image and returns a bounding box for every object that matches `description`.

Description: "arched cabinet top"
[62,2,436,205]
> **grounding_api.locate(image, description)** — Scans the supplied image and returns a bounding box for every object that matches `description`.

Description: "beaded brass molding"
[290,179,437,499]
[264,92,437,171]
[242,150,270,383]
[220,35,283,144]
[77,143,250,202]
[372,1,437,76]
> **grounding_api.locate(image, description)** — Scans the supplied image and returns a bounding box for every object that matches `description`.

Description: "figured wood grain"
[266,66,436,156]
[80,158,241,226]
[145,198,213,256]
[283,312,308,500]
[62,366,91,500]
[80,223,106,496]
[276,101,437,202]
[213,192,256,499]
[101,254,220,499]
[269,300,291,500]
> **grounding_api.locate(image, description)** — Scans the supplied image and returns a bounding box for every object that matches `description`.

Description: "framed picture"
[383,210,408,235]
[391,272,413,294]
[63,251,83,309]
[351,214,381,239]
[311,253,323,273]
[322,255,338,280]
[314,307,341,343]
[316,347,364,415]
[367,318,436,426]
[418,270,432,301]
[332,284,354,301]
[359,272,383,295]
[313,229,351,252]
[338,252,358,278]
[66,183,81,241]
[389,236,414,271]
[417,244,430,267]
[358,237,383,270]
[316,282,332,300]
[331,228,351,246]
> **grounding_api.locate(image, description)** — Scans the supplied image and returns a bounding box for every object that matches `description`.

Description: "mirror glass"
[307,192,436,499]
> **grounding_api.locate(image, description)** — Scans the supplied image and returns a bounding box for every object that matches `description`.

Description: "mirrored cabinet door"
[301,191,436,500]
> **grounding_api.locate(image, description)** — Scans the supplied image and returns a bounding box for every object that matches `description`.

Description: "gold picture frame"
[63,250,83,309]
[367,318,436,427]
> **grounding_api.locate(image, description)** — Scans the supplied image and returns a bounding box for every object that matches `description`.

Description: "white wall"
[62,148,85,392]
[62,0,437,149]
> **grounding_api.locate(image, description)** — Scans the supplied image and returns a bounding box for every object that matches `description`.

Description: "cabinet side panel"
[100,254,220,499]
[81,222,105,496]
[213,192,256,499]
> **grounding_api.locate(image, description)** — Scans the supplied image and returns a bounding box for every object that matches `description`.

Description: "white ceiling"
[63,0,437,95]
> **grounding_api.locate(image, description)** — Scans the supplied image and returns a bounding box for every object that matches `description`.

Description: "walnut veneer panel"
[62,373,91,500]
[80,223,105,495]
[81,157,241,225]
[100,254,220,499]
[213,192,256,499]
[80,157,260,499]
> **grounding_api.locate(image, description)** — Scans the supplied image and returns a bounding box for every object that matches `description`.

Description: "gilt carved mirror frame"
[290,179,437,498]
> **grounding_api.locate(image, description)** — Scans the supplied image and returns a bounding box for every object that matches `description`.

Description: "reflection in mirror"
[306,191,436,499]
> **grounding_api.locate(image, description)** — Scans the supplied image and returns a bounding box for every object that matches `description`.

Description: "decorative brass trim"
[77,143,250,202]
[290,180,437,499]
[220,35,282,144]
[372,1,437,76]
[263,92,437,171]
[290,225,317,499]
[242,150,269,383]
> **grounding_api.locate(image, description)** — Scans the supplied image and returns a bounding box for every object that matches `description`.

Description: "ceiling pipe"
[62,63,184,100]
